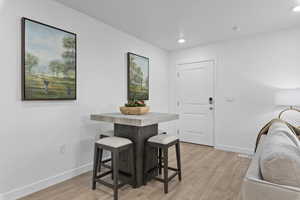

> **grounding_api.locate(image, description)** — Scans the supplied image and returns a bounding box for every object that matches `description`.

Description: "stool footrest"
[161,166,178,172]
[95,179,127,189]
[154,171,178,182]
[102,158,112,163]
[146,166,179,180]
[95,170,132,189]
[97,169,133,179]
[101,158,112,169]
[96,170,113,179]
[168,172,179,182]
[151,165,178,172]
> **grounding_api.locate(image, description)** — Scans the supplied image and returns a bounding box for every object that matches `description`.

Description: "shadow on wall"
[240,71,300,121]
[0,0,5,10]
[20,101,78,108]
[240,75,300,144]
[75,115,113,166]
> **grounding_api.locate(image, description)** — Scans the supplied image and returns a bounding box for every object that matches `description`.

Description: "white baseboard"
[2,162,93,200]
[215,144,254,155]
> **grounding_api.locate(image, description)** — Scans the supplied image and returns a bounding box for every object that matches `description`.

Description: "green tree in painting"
[129,57,143,86]
[25,52,39,98]
[25,53,39,74]
[49,60,64,77]
[129,56,149,99]
[62,36,76,78]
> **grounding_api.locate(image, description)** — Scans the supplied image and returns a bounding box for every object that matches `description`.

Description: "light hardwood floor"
[20,143,250,200]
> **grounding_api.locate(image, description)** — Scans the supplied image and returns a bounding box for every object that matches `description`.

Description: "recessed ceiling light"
[232,26,240,31]
[293,6,300,12]
[177,38,186,44]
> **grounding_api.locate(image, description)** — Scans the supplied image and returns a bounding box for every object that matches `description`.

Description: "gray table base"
[114,123,158,187]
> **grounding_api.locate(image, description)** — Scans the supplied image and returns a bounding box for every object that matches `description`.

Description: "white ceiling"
[54,0,300,51]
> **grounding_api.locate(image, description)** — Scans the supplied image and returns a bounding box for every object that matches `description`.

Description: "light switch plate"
[225,97,235,102]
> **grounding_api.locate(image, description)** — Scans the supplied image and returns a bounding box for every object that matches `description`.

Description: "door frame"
[175,59,216,146]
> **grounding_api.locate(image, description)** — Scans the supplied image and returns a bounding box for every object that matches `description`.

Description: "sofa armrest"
[243,177,300,200]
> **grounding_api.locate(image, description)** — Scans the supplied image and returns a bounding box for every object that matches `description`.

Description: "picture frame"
[127,52,149,100]
[21,17,77,100]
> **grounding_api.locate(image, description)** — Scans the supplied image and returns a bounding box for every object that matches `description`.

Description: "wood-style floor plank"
[20,143,250,200]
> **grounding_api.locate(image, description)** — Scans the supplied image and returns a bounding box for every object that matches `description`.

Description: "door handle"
[209,107,214,110]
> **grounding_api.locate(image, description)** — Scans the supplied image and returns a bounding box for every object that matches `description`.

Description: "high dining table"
[90,112,179,187]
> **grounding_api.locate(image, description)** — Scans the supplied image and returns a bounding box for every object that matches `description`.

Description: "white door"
[176,61,214,146]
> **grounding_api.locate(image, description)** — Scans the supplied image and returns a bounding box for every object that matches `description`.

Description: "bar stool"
[92,136,135,200]
[144,134,182,194]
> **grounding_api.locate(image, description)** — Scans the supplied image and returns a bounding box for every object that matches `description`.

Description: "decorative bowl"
[120,106,150,115]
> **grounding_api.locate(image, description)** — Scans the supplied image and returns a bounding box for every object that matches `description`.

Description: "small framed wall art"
[127,52,149,100]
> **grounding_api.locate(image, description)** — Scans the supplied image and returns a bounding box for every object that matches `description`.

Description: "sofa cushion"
[260,121,300,188]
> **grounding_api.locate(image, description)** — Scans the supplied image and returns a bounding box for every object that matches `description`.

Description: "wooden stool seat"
[96,136,132,148]
[148,134,178,145]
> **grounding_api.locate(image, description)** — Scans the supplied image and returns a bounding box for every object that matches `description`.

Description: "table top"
[90,112,179,127]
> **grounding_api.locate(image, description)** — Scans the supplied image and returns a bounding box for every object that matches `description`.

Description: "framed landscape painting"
[127,52,149,100]
[21,18,77,100]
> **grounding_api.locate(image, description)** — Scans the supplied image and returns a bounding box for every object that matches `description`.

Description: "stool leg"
[175,142,182,181]
[158,148,162,175]
[113,150,119,200]
[97,148,103,173]
[163,147,168,194]
[143,144,148,185]
[92,145,100,190]
[111,152,114,180]
[129,145,136,187]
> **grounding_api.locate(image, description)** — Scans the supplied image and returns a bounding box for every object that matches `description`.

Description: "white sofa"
[242,134,300,200]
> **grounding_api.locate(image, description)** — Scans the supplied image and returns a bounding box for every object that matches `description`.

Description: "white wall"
[169,28,300,154]
[0,0,169,198]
